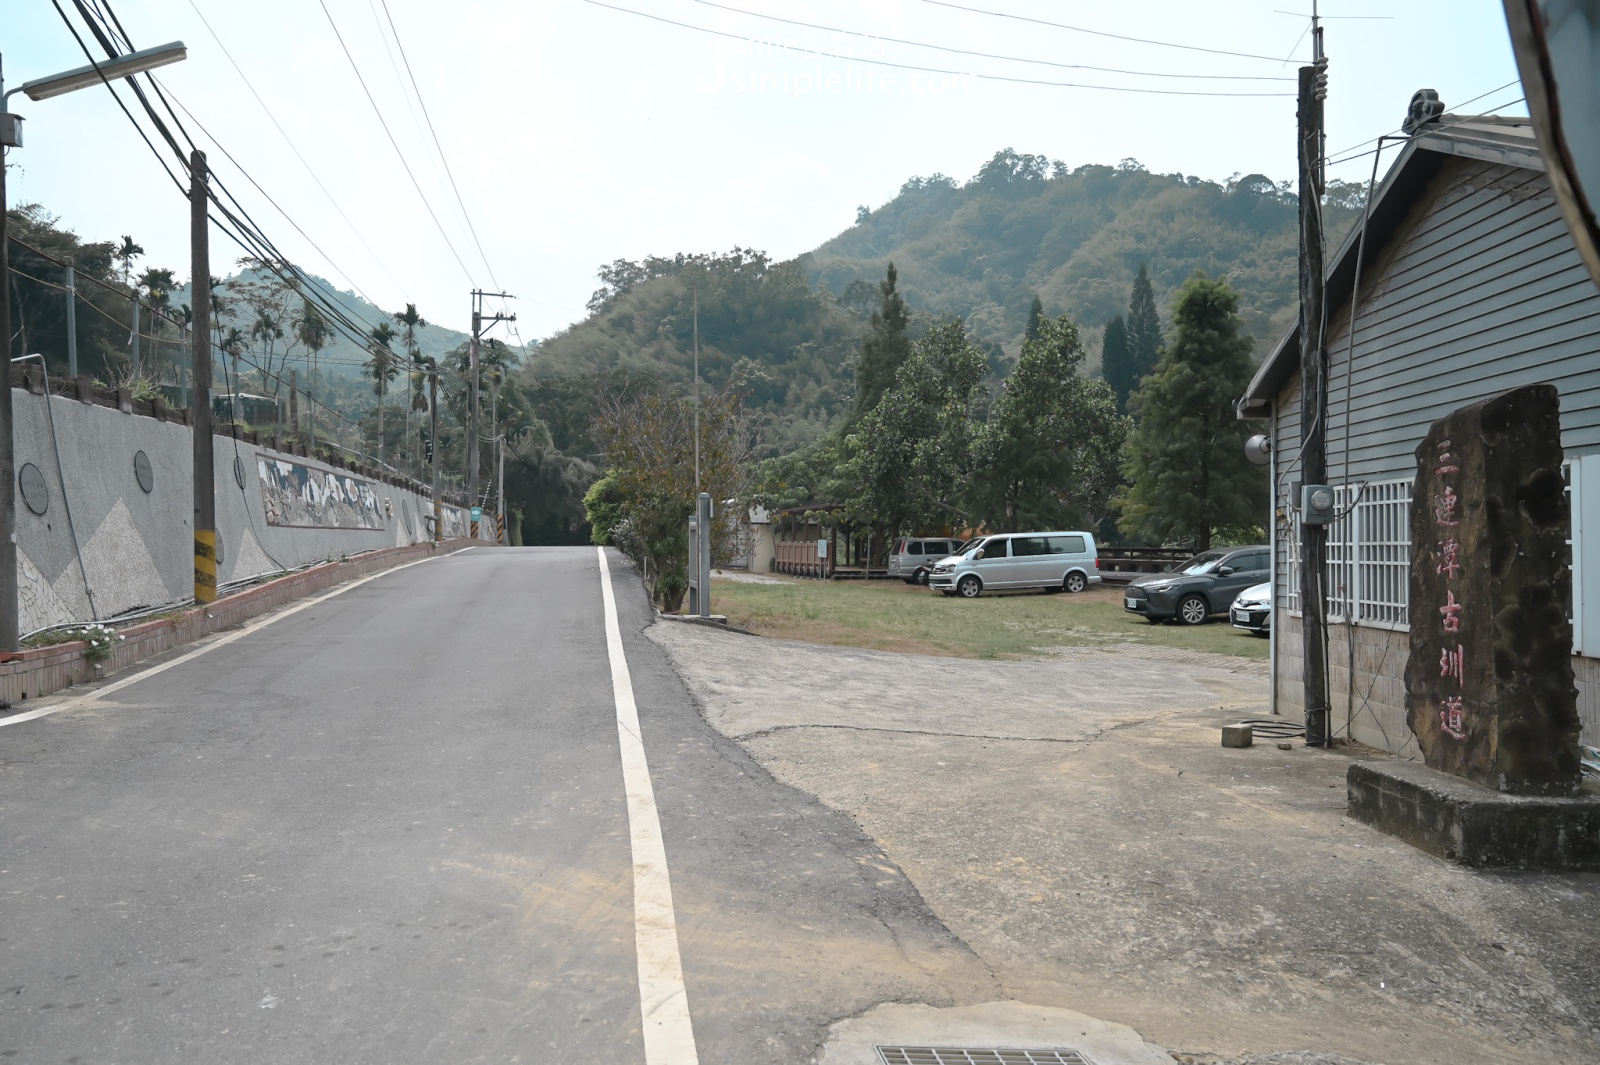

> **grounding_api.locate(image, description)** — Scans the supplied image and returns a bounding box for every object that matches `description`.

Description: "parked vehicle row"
[926,531,1101,598]
[1122,545,1271,626]
[893,534,1274,636]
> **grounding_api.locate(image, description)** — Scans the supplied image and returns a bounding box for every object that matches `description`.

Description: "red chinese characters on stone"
[1440,644,1465,687]
[1439,591,1463,634]
[1432,484,1460,527]
[1436,538,1460,580]
[1439,697,1466,740]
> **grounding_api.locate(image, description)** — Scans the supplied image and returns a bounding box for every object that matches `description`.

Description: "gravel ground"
[649,622,1600,1065]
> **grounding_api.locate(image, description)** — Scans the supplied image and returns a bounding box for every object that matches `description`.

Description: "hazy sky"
[6,1,1524,338]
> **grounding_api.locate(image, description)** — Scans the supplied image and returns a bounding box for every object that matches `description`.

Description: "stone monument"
[1348,384,1599,867]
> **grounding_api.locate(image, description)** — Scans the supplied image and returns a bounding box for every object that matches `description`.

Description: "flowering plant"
[63,623,121,664]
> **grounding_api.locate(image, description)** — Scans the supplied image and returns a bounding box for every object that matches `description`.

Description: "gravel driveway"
[649,621,1600,1065]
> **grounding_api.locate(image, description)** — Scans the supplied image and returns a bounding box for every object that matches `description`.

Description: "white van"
[927,531,1101,598]
[887,537,967,585]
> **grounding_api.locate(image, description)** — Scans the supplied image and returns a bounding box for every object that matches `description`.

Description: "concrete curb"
[0,539,478,705]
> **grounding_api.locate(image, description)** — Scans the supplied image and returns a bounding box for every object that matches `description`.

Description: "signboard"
[816,538,828,559]
[471,506,482,521]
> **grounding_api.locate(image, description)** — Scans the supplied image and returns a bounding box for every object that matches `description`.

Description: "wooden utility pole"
[467,289,515,538]
[190,149,217,604]
[429,363,442,542]
[1298,18,1330,745]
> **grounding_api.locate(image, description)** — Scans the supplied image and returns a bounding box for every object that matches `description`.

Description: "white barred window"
[1284,478,1412,629]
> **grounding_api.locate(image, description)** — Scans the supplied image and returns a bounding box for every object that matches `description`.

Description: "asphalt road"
[0,547,990,1064]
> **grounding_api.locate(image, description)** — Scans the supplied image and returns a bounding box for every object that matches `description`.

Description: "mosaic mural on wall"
[257,453,385,531]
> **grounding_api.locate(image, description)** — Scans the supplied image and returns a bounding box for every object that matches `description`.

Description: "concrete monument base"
[1348,760,1600,869]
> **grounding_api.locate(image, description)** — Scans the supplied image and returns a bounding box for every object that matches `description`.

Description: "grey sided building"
[1237,111,1600,756]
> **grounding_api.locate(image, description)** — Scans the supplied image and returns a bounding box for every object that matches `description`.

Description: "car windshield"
[960,537,987,557]
[1170,550,1227,575]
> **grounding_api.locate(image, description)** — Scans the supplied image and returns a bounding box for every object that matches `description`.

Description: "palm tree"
[250,308,283,398]
[138,267,174,381]
[392,303,427,473]
[294,302,331,451]
[113,236,143,287]
[220,326,247,423]
[366,322,400,465]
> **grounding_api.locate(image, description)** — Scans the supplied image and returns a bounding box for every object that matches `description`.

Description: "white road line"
[597,547,700,1065]
[0,550,455,729]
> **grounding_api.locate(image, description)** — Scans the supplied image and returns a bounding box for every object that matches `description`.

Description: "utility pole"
[1298,7,1330,746]
[0,72,17,652]
[64,258,78,378]
[190,149,216,604]
[467,289,514,538]
[289,368,299,441]
[692,286,701,493]
[429,362,442,541]
[130,297,141,379]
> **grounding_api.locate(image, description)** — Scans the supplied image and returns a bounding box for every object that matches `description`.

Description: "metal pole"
[697,491,712,617]
[468,291,480,537]
[289,368,298,441]
[190,149,217,604]
[309,349,317,455]
[0,74,19,651]
[692,287,700,493]
[130,297,141,379]
[64,259,78,379]
[429,367,441,542]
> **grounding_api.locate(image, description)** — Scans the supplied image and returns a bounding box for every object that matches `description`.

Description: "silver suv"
[888,538,966,585]
[928,532,1101,598]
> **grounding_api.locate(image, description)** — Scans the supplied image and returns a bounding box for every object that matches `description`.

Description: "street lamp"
[0,41,187,652]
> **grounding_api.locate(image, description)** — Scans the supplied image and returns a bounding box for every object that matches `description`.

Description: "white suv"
[928,532,1101,598]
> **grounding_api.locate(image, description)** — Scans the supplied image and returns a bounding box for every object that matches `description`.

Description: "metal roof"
[1237,114,1541,417]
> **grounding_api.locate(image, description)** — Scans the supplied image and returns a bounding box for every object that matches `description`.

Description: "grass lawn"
[709,577,1270,661]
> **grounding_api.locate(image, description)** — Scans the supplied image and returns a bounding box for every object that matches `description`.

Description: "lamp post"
[0,41,187,651]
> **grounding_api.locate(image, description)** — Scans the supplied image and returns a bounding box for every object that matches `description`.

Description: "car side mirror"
[1218,566,1234,576]
[973,550,985,560]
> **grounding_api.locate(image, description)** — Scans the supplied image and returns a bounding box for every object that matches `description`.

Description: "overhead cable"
[313,0,481,284]
[685,0,1295,81]
[916,0,1293,64]
[581,0,1293,97]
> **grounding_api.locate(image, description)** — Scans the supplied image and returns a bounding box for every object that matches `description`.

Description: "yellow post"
[194,529,217,603]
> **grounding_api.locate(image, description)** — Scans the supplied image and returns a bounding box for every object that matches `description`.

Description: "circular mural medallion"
[18,463,48,516]
[133,450,154,493]
[234,455,246,490]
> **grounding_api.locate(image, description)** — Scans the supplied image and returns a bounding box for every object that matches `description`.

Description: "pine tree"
[1125,263,1163,399]
[1116,273,1265,551]
[852,262,910,418]
[1101,315,1131,412]
[969,315,1128,533]
[1024,294,1045,343]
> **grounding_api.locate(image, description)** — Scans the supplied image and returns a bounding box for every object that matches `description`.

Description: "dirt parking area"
[649,621,1600,1065]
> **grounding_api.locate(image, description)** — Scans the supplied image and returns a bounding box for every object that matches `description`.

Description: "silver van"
[928,531,1101,598]
[887,537,967,584]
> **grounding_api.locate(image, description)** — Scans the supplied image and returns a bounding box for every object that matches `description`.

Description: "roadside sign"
[471,506,482,521]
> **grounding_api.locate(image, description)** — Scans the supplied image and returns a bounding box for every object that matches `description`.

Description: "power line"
[183,0,414,302]
[313,0,481,284]
[581,0,1293,97]
[1323,80,1524,162]
[916,0,1294,64]
[1325,100,1527,170]
[684,0,1295,81]
[378,1,505,289]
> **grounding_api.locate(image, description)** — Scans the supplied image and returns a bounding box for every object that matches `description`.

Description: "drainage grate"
[876,1049,1094,1065]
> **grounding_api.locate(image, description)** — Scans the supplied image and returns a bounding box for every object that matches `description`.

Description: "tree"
[1117,273,1265,551]
[851,261,910,418]
[1101,315,1132,412]
[366,322,399,464]
[968,314,1128,533]
[1124,263,1163,404]
[294,301,331,443]
[1024,294,1046,343]
[843,318,988,533]
[592,386,751,611]
[393,303,428,467]
[113,235,143,288]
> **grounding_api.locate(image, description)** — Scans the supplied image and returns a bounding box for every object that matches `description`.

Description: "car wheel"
[957,575,982,599]
[1064,572,1087,594]
[914,568,930,585]
[1178,594,1209,626]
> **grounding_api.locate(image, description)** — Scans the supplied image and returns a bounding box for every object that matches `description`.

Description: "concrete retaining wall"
[0,538,474,705]
[13,384,493,632]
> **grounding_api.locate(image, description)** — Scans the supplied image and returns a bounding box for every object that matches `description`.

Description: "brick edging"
[0,539,479,705]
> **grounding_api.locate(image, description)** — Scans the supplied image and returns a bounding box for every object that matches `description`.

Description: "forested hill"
[523,150,1365,458]
[805,150,1364,366]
